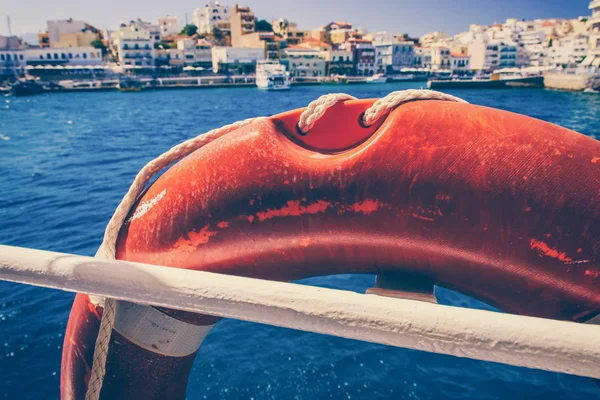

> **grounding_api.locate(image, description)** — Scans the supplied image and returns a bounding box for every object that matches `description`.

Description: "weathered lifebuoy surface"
[61,95,600,399]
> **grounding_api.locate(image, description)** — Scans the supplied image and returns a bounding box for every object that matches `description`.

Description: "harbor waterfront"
[1,83,600,399]
[3,1,600,94]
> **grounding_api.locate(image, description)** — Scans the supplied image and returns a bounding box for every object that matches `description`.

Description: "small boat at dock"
[365,73,388,83]
[320,75,348,85]
[10,79,45,97]
[428,70,544,90]
[428,75,544,89]
[117,76,143,92]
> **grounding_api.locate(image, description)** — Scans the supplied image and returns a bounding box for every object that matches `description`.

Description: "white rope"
[3,245,600,380]
[362,89,467,127]
[296,90,466,135]
[86,89,466,399]
[85,116,264,400]
[297,93,357,134]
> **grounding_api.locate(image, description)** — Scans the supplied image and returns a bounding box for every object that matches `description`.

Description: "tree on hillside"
[180,24,198,36]
[90,39,108,56]
[213,27,224,41]
[255,20,273,32]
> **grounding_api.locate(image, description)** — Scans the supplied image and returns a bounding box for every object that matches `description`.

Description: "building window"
[0,54,3,60]
[61,53,66,59]
[46,54,51,59]
[134,44,139,49]
[53,53,58,59]
[83,53,87,59]
[19,54,23,60]
[68,53,73,58]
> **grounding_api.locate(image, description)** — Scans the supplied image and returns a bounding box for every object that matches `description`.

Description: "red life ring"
[61,96,600,399]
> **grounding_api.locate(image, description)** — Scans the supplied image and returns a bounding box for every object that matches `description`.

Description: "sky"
[1,0,593,39]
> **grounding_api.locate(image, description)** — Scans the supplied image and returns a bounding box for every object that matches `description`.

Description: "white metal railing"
[1,244,600,379]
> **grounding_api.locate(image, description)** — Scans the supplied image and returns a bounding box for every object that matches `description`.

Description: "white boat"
[365,73,388,83]
[256,61,290,91]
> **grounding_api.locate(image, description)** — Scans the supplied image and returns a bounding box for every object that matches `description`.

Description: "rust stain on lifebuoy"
[529,238,573,263]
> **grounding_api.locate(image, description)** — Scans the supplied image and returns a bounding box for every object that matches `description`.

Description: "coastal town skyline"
[2,0,593,39]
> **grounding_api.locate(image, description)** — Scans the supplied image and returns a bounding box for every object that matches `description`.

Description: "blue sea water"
[1,83,600,400]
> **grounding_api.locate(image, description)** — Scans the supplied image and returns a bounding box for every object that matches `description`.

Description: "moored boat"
[256,61,290,91]
[10,79,45,97]
[428,75,544,89]
[365,73,388,83]
[117,76,143,92]
[320,74,348,85]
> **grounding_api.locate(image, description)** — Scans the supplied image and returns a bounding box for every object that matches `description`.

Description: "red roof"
[290,37,330,49]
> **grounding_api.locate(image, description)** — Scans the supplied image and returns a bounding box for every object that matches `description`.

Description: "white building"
[157,16,182,38]
[583,0,600,67]
[211,46,264,73]
[517,29,547,66]
[450,52,471,73]
[548,35,589,67]
[469,38,518,70]
[414,47,432,69]
[177,38,213,67]
[47,19,87,47]
[430,46,451,70]
[283,46,326,78]
[193,1,231,34]
[24,47,102,65]
[1,46,102,79]
[155,48,184,67]
[113,24,156,67]
[373,33,415,74]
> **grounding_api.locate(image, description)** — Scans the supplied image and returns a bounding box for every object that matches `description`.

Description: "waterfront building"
[282,46,327,78]
[517,29,547,66]
[346,38,375,76]
[211,46,264,74]
[157,16,182,38]
[373,33,415,74]
[430,45,451,70]
[47,19,87,47]
[323,49,353,76]
[548,34,589,67]
[469,38,517,70]
[23,47,102,66]
[0,36,27,79]
[192,2,231,35]
[413,47,432,69]
[450,52,471,74]
[583,0,600,67]
[1,45,102,81]
[113,23,156,67]
[155,48,184,68]
[177,38,213,67]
